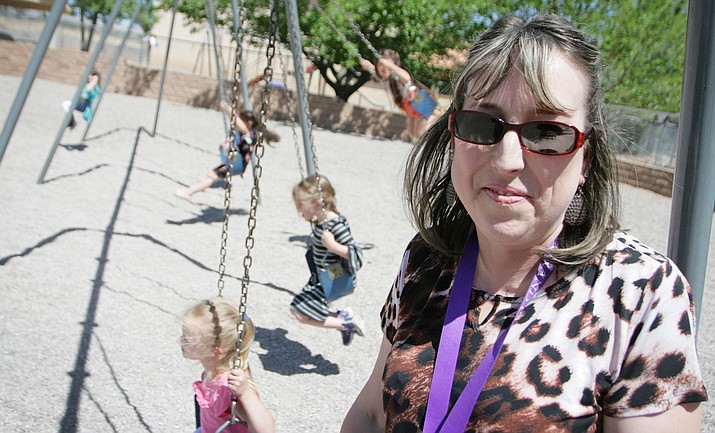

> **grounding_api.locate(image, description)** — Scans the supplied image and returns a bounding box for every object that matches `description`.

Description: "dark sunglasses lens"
[454,113,502,144]
[521,123,576,155]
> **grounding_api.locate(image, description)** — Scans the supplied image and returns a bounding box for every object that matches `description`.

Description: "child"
[179,297,275,433]
[175,104,280,201]
[289,175,365,345]
[62,70,101,130]
[175,109,258,201]
[360,49,439,143]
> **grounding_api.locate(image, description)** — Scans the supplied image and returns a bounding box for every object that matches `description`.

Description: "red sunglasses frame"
[448,110,592,156]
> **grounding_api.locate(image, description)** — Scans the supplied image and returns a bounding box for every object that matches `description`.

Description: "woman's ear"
[581,142,592,182]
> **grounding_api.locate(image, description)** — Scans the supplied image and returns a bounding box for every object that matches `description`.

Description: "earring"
[446,148,457,208]
[564,185,586,226]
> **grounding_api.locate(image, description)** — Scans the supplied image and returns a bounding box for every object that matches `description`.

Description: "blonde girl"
[289,175,365,346]
[180,297,274,433]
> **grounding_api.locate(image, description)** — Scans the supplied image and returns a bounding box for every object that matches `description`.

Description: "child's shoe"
[338,308,364,346]
[174,189,192,201]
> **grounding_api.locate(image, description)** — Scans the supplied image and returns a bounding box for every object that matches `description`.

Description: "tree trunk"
[84,15,99,53]
[80,11,87,51]
[312,59,372,103]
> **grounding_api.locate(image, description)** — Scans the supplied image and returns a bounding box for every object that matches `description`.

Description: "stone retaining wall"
[1,40,674,196]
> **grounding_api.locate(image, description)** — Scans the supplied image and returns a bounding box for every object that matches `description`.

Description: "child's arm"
[220,100,251,135]
[321,230,349,259]
[86,74,99,92]
[227,369,276,433]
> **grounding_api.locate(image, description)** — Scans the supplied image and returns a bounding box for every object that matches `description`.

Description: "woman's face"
[451,50,589,249]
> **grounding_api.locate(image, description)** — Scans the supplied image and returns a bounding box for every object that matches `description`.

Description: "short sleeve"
[193,377,232,418]
[381,246,410,343]
[604,259,707,417]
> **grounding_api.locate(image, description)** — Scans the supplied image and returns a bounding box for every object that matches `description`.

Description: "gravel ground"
[1,76,713,432]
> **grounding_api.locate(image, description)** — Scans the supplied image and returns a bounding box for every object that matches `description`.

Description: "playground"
[1,74,714,432]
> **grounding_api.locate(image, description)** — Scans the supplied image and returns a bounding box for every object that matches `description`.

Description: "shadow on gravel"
[42,163,110,184]
[254,327,340,376]
[166,206,248,225]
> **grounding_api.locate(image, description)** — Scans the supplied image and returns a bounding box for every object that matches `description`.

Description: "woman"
[360,49,439,143]
[342,14,706,433]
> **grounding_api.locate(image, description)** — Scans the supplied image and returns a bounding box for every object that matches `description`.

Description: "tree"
[491,0,688,112]
[159,0,688,112]
[163,0,503,101]
[70,0,158,52]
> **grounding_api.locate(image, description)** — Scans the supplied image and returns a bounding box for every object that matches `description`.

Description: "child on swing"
[174,107,258,201]
[360,49,440,143]
[289,175,365,346]
[179,297,275,433]
[175,101,280,201]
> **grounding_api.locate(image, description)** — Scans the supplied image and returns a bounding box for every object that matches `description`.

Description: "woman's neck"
[472,234,558,298]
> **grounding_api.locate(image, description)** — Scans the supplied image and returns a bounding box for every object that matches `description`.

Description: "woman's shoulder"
[399,232,457,290]
[602,231,676,271]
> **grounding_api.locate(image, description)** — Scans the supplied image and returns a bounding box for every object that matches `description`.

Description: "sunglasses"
[448,110,591,156]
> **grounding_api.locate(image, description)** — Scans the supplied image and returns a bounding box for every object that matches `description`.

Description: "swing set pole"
[284,0,316,176]
[231,0,251,112]
[82,0,143,142]
[38,0,126,184]
[0,0,67,171]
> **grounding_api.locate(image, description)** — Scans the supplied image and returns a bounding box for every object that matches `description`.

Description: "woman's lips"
[483,186,528,204]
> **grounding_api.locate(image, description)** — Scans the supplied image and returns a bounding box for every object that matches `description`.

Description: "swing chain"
[217,0,248,298]
[276,40,306,178]
[324,0,380,58]
[308,0,366,62]
[234,0,279,370]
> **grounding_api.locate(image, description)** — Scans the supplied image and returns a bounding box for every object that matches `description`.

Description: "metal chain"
[308,0,365,62]
[325,0,380,58]
[233,0,278,372]
[217,0,247,299]
[276,39,305,178]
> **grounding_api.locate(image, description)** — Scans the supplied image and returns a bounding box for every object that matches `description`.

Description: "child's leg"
[407,116,427,143]
[290,307,343,330]
[176,170,221,199]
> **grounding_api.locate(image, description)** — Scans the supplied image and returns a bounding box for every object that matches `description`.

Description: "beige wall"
[0,39,674,196]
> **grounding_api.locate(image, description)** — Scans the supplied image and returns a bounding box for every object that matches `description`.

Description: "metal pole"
[0,0,67,169]
[284,0,316,175]
[207,0,229,135]
[231,0,251,112]
[151,0,179,135]
[667,0,715,332]
[38,0,125,184]
[82,0,142,141]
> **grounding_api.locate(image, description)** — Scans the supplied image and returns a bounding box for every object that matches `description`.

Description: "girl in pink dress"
[180,297,274,433]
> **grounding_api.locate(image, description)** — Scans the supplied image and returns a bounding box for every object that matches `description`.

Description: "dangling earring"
[564,185,586,226]
[445,148,457,207]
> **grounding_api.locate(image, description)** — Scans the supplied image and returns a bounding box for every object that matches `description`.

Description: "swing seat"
[408,88,437,120]
[220,148,247,175]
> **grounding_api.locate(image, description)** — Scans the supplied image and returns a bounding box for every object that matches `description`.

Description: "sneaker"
[67,116,77,130]
[338,308,365,346]
[174,189,192,202]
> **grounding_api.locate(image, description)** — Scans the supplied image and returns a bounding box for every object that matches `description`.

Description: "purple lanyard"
[423,232,556,433]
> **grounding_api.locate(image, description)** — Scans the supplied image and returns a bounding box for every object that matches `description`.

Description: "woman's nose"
[491,130,525,172]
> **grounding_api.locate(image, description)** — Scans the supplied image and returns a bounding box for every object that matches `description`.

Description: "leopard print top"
[380,232,707,432]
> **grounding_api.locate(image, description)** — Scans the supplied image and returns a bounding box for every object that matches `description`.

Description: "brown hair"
[404,14,620,267]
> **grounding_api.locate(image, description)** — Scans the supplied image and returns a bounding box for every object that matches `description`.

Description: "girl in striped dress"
[290,175,365,346]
